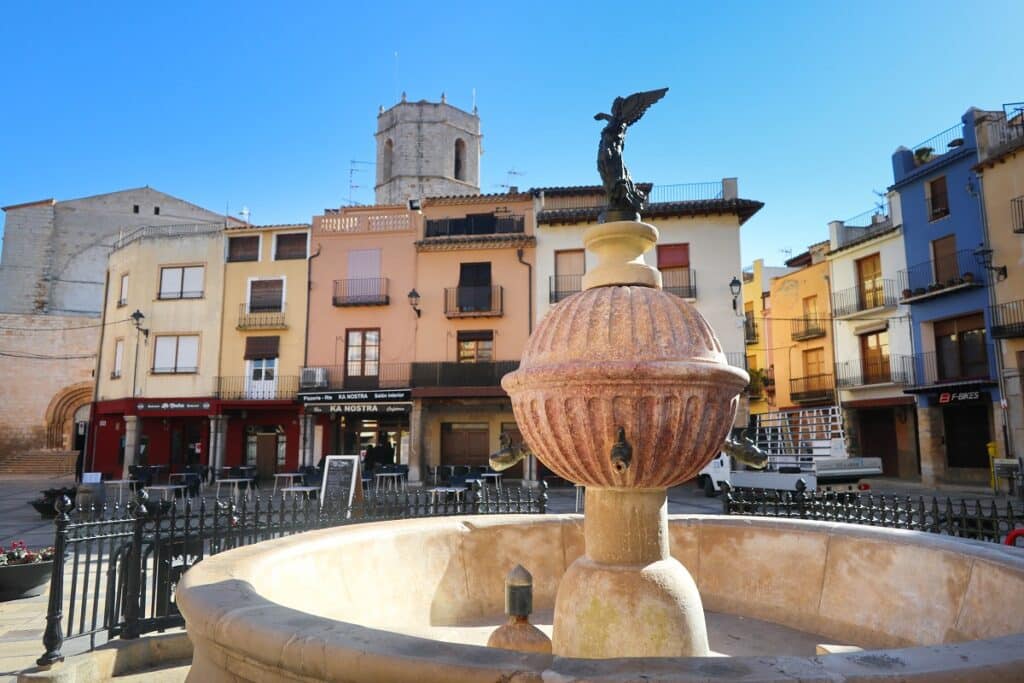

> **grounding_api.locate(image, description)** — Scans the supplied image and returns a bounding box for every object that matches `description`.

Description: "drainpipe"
[973,173,1014,463]
[302,243,322,466]
[517,248,533,335]
[87,271,112,472]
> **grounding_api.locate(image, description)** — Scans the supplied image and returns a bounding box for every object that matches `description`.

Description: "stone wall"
[0,313,98,457]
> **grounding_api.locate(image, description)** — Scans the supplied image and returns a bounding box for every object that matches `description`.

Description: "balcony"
[425,214,525,238]
[333,278,389,306]
[744,317,759,345]
[299,363,411,391]
[237,303,286,330]
[216,375,298,400]
[662,268,697,299]
[835,355,915,389]
[898,249,984,303]
[549,275,582,304]
[1013,196,1024,234]
[831,280,898,317]
[791,317,827,341]
[444,285,503,318]
[411,361,519,387]
[790,374,835,403]
[298,361,519,391]
[909,346,994,389]
[992,300,1024,338]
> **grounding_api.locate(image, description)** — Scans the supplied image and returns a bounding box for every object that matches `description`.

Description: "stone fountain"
[175,91,1024,681]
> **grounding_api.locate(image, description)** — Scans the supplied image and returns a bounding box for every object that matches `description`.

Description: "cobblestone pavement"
[0,474,1015,681]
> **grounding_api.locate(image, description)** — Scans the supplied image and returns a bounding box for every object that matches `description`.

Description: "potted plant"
[901,288,913,299]
[0,541,56,601]
[914,147,934,165]
[963,271,975,284]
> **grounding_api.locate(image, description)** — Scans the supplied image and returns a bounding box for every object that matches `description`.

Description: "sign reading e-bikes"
[135,401,212,411]
[300,389,411,404]
[938,390,986,404]
[306,403,412,415]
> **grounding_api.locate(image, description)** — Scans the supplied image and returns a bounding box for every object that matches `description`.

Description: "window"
[856,253,882,309]
[153,335,199,373]
[657,243,692,296]
[274,233,307,260]
[248,279,284,312]
[927,176,949,220]
[458,331,493,363]
[159,266,204,299]
[552,249,585,301]
[934,314,988,381]
[382,139,393,181]
[112,339,124,379]
[228,236,260,262]
[132,204,139,214]
[454,138,466,181]
[859,330,890,383]
[346,329,380,378]
[457,262,493,311]
[118,273,129,307]
[802,295,818,320]
[932,234,958,284]
[154,206,160,216]
[803,347,825,377]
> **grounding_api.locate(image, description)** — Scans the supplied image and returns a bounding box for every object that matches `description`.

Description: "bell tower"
[375,93,482,205]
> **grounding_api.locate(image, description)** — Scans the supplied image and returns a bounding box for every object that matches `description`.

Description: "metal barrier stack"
[37,483,547,665]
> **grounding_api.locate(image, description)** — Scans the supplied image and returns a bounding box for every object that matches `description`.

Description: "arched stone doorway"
[44,382,93,450]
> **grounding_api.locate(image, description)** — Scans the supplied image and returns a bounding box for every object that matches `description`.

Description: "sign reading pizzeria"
[300,389,412,404]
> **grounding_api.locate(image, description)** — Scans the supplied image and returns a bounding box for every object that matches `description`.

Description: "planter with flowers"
[0,541,56,601]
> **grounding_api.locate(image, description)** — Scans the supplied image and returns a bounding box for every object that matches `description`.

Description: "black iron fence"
[724,488,1021,545]
[549,275,583,303]
[898,249,984,297]
[333,278,390,306]
[992,299,1024,338]
[831,280,898,317]
[38,484,547,665]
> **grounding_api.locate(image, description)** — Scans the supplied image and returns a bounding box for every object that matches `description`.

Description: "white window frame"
[112,339,124,379]
[226,233,263,263]
[158,265,205,300]
[118,273,129,307]
[152,334,200,374]
[272,232,309,261]
[245,276,286,313]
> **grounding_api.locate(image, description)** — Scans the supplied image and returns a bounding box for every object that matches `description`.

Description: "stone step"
[0,450,78,475]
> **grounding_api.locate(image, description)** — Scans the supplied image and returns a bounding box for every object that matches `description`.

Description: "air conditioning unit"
[300,367,328,389]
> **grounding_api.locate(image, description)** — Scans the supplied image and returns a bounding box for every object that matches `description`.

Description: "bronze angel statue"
[594,88,668,222]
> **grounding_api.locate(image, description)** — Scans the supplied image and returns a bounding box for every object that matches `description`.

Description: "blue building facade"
[892,108,1003,486]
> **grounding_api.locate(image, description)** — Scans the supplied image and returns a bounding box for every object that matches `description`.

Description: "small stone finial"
[486,565,552,654]
[379,105,384,114]
[440,92,446,104]
[401,91,407,103]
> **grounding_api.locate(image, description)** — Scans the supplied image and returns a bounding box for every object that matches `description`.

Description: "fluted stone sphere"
[502,286,748,489]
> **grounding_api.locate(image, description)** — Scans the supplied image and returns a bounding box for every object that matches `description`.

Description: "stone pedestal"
[552,488,708,658]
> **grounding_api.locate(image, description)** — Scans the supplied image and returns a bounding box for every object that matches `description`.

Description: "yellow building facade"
[768,243,835,410]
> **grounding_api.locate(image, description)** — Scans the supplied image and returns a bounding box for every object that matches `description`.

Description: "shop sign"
[136,401,212,411]
[300,389,411,404]
[307,402,411,415]
[938,390,984,404]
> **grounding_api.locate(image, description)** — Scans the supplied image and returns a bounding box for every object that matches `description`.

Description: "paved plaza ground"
[0,473,1015,681]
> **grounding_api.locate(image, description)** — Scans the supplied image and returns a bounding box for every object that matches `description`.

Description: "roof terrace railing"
[538,181,723,212]
[112,223,224,251]
[911,123,966,165]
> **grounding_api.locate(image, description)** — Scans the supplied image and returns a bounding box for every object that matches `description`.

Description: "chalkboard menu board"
[319,455,360,512]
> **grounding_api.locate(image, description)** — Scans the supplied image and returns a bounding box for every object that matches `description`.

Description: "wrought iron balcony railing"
[790,374,835,403]
[791,317,827,341]
[298,361,520,391]
[898,249,984,300]
[424,214,525,238]
[237,303,286,329]
[444,285,504,318]
[912,346,994,386]
[549,275,582,303]
[411,361,519,387]
[1013,196,1024,234]
[216,375,298,400]
[661,268,697,299]
[831,280,898,317]
[992,299,1024,338]
[333,278,389,306]
[835,355,914,389]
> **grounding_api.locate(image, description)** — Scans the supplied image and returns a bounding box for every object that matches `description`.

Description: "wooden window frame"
[345,328,381,378]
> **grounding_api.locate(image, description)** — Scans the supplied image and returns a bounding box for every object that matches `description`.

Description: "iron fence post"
[37,495,73,666]
[121,490,149,640]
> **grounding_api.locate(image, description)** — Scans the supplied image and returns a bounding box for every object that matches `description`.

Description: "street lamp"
[130,310,149,399]
[407,289,421,317]
[973,245,1007,282]
[729,277,742,311]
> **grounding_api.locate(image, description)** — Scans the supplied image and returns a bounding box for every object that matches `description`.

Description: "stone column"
[917,404,944,486]
[407,400,424,485]
[122,415,140,479]
[299,414,315,467]
[208,416,222,474]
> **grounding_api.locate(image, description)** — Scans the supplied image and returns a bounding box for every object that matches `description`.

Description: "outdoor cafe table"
[280,485,319,500]
[103,479,135,505]
[374,471,404,492]
[426,486,466,512]
[215,477,254,502]
[272,472,304,495]
[480,472,503,490]
[145,484,187,501]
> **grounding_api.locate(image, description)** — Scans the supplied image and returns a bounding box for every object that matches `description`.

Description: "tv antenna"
[779,248,793,259]
[496,169,525,191]
[238,206,251,224]
[348,160,375,206]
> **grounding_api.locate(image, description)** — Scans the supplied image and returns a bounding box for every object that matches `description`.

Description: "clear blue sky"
[2,1,1021,267]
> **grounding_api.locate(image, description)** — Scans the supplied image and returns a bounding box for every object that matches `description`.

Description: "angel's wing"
[613,88,669,126]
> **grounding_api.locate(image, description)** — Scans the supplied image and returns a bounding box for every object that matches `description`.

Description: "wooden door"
[856,253,882,308]
[256,434,277,479]
[858,409,899,476]
[441,423,489,468]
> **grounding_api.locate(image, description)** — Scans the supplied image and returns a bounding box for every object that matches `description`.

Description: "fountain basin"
[177,515,1024,682]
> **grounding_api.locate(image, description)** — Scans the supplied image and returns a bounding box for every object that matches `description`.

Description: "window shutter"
[244,336,280,360]
[182,267,204,297]
[249,280,283,311]
[457,330,493,342]
[657,244,690,268]
[228,236,259,262]
[275,233,307,260]
[154,337,177,371]
[176,336,199,370]
[160,268,182,298]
